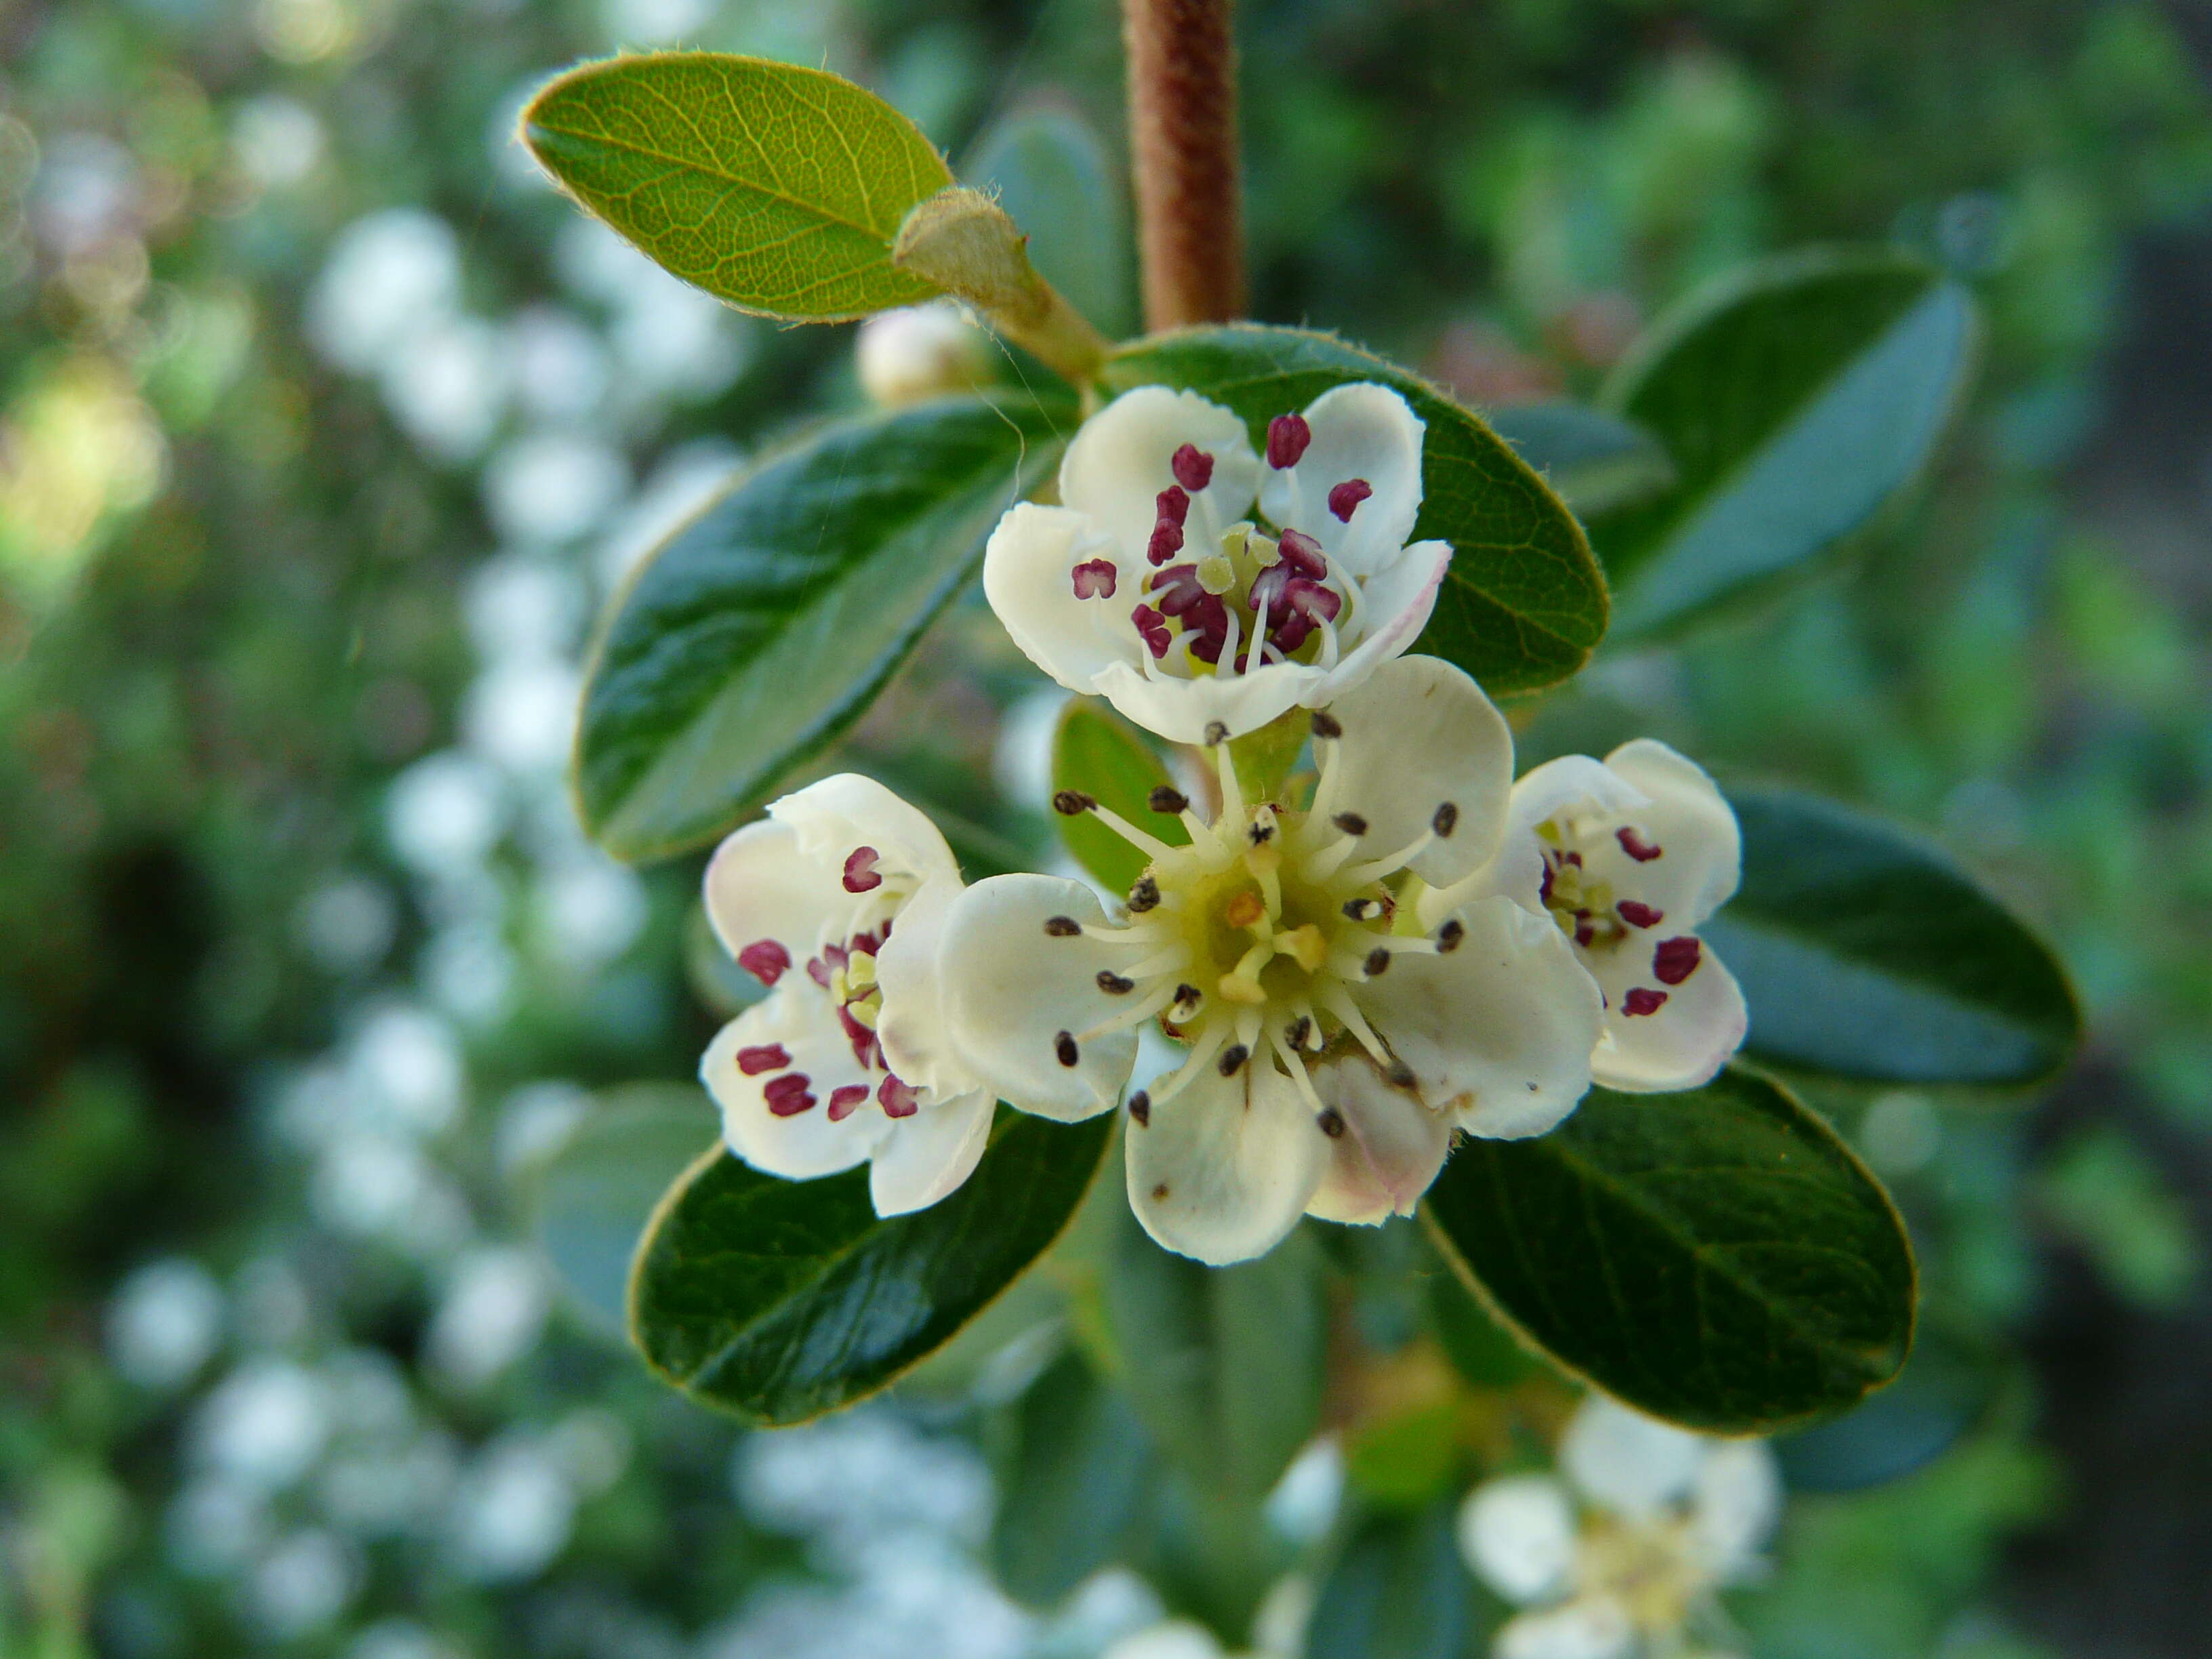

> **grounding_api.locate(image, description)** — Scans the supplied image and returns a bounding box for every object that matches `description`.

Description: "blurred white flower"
[596,437,743,590]
[537,856,648,968]
[737,1410,995,1557]
[421,922,518,1028]
[465,556,586,664]
[427,1246,550,1389]
[1263,1436,1344,1544]
[295,876,399,975]
[321,1429,458,1538]
[510,306,611,423]
[108,1258,224,1390]
[166,1477,268,1578]
[546,1408,633,1497]
[230,1256,313,1349]
[193,1359,330,1491]
[449,1435,576,1582]
[350,1003,464,1136]
[703,1540,1029,1659]
[382,316,512,462]
[310,1132,436,1239]
[387,751,507,877]
[464,659,580,774]
[31,133,136,255]
[552,218,750,401]
[348,1618,470,1659]
[250,1528,360,1639]
[308,210,461,374]
[600,0,712,46]
[483,432,630,546]
[989,684,1069,813]
[856,301,991,408]
[495,1080,592,1174]
[231,95,326,189]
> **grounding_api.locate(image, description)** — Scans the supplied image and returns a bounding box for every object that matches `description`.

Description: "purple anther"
[737,940,790,985]
[1150,564,1206,616]
[1328,478,1372,521]
[1130,603,1172,658]
[827,1084,869,1122]
[1171,444,1214,490]
[878,1076,919,1118]
[764,1073,817,1115]
[1071,558,1119,599]
[1616,900,1664,929]
[1155,485,1190,526]
[1622,987,1668,1017]
[1276,526,1329,578]
[842,846,883,893]
[1617,827,1663,863]
[1652,936,1702,985]
[1183,594,1230,663]
[1267,412,1311,469]
[1148,517,1185,565]
[735,1043,790,1076]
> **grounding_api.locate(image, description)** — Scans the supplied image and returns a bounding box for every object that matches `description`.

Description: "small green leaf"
[630,1109,1113,1425]
[1595,248,1978,640]
[989,1347,1153,1606]
[1706,789,2081,1085]
[963,104,1135,338]
[1052,702,1186,894]
[1486,402,1673,518]
[575,395,1067,861]
[1101,1211,1328,1504]
[521,53,951,321]
[1305,1501,1478,1659]
[1423,1067,1916,1433]
[530,1086,720,1335]
[1101,327,1607,695]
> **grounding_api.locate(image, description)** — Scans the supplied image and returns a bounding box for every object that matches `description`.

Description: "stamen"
[826,1084,869,1122]
[764,1073,817,1116]
[1204,720,1229,747]
[1054,1031,1080,1067]
[1267,412,1311,468]
[1071,558,1119,599]
[1653,937,1702,985]
[1618,900,1663,928]
[1043,916,1082,937]
[878,1077,919,1117]
[1317,1108,1346,1137]
[1148,785,1189,815]
[1155,485,1189,527]
[1332,812,1368,836]
[737,941,790,985]
[1128,876,1161,913]
[1343,897,1382,921]
[1171,444,1214,491]
[1618,827,1664,863]
[1364,947,1392,977]
[1147,518,1185,566]
[1052,790,1097,815]
[1437,918,1465,952]
[1285,1015,1312,1050]
[1318,983,1391,1065]
[842,846,883,893]
[1328,478,1372,520]
[1090,802,1178,860]
[1127,1090,1151,1126]
[1339,830,1435,889]
[735,1044,790,1076]
[1132,603,1172,656]
[1431,802,1458,838]
[1217,1044,1249,1076]
[1097,970,1135,995]
[1076,980,1182,1042]
[1623,987,1667,1017]
[1309,710,1342,740]
[1147,1023,1232,1108]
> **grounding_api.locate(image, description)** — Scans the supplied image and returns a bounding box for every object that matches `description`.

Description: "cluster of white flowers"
[701,384,1748,1263]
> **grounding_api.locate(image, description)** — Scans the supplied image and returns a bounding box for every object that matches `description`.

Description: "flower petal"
[1456,1473,1578,1605]
[1601,738,1740,926]
[702,817,859,981]
[1586,937,1748,1094]
[1259,382,1425,577]
[702,992,886,1182]
[1126,1057,1330,1265]
[1060,386,1259,565]
[1321,653,1514,886]
[769,772,962,892]
[1090,654,1317,745]
[934,874,1140,1122]
[1495,1598,1637,1659]
[982,502,1144,696]
[867,1089,996,1216]
[1304,1056,1452,1225]
[1560,1395,1706,1519]
[1311,538,1449,707]
[1355,896,1601,1138]
[874,878,980,1103]
[1694,1439,1782,1580]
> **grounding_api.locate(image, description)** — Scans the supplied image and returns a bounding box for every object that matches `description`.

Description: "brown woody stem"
[1122,0,1246,330]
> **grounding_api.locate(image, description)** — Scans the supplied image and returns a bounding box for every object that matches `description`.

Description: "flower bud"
[855,300,991,409]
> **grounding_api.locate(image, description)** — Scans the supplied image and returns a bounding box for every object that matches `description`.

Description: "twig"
[1122,0,1246,330]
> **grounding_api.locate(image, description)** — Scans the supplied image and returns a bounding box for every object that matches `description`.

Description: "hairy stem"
[1122,0,1246,330]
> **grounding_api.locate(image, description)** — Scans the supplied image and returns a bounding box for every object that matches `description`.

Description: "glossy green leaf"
[963,105,1134,337]
[1705,789,2081,1085]
[1486,402,1673,518]
[630,1109,1113,1425]
[531,1086,720,1335]
[575,395,1067,861]
[1102,327,1607,695]
[1101,1212,1328,1504]
[1594,249,1976,640]
[1052,701,1186,895]
[1306,1501,1478,1659]
[989,1347,1152,1606]
[1423,1067,1916,1433]
[521,53,951,321]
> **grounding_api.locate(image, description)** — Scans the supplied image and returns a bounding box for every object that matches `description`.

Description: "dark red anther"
[1183,594,1230,663]
[764,1073,817,1115]
[826,1084,869,1122]
[1622,987,1668,1017]
[1155,485,1190,526]
[735,1043,790,1076]
[1538,863,1557,905]
[1617,827,1663,863]
[737,940,790,985]
[842,846,883,893]
[1276,526,1328,578]
[878,1076,919,1118]
[1071,558,1119,599]
[1328,478,1372,521]
[1151,563,1206,616]
[1131,603,1172,658]
[1269,577,1343,652]
[1147,516,1185,565]
[1617,900,1664,929]
[1171,444,1214,490]
[1652,936,1702,985]
[1266,412,1311,469]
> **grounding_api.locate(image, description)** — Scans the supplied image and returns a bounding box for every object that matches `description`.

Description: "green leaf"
[521,53,952,321]
[1772,1314,2002,1493]
[1425,1265,1542,1390]
[1101,1211,1328,1504]
[1595,248,1977,640]
[1052,701,1186,894]
[575,395,1067,861]
[1706,789,2081,1085]
[1422,1067,1916,1433]
[989,1347,1153,1606]
[530,1086,720,1336]
[963,105,1135,338]
[1486,402,1673,518]
[630,1109,1113,1425]
[1305,1501,1477,1659]
[1101,326,1607,695]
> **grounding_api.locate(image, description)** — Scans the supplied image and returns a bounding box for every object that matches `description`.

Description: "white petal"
[1100,1620,1227,1659]
[1495,1597,1637,1659]
[1504,755,1650,862]
[867,1090,996,1216]
[1311,538,1450,704]
[1561,1394,1706,1519]
[874,878,980,1103]
[1600,739,1741,927]
[770,772,962,892]
[702,993,886,1183]
[1304,1056,1452,1225]
[982,501,1144,696]
[1322,653,1513,886]
[1127,1057,1330,1265]
[934,874,1139,1122]
[702,818,860,983]
[1355,897,1601,1138]
[1259,382,1425,577]
[1587,938,1748,1094]
[1060,386,1259,564]
[1090,653,1318,745]
[1693,1439,1782,1580]
[1456,1473,1578,1604]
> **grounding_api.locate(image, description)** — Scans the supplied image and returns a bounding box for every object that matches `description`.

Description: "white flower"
[700,775,1001,1217]
[855,300,991,407]
[1458,1395,1781,1659]
[1425,739,1747,1093]
[983,383,1452,744]
[907,656,1601,1265]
